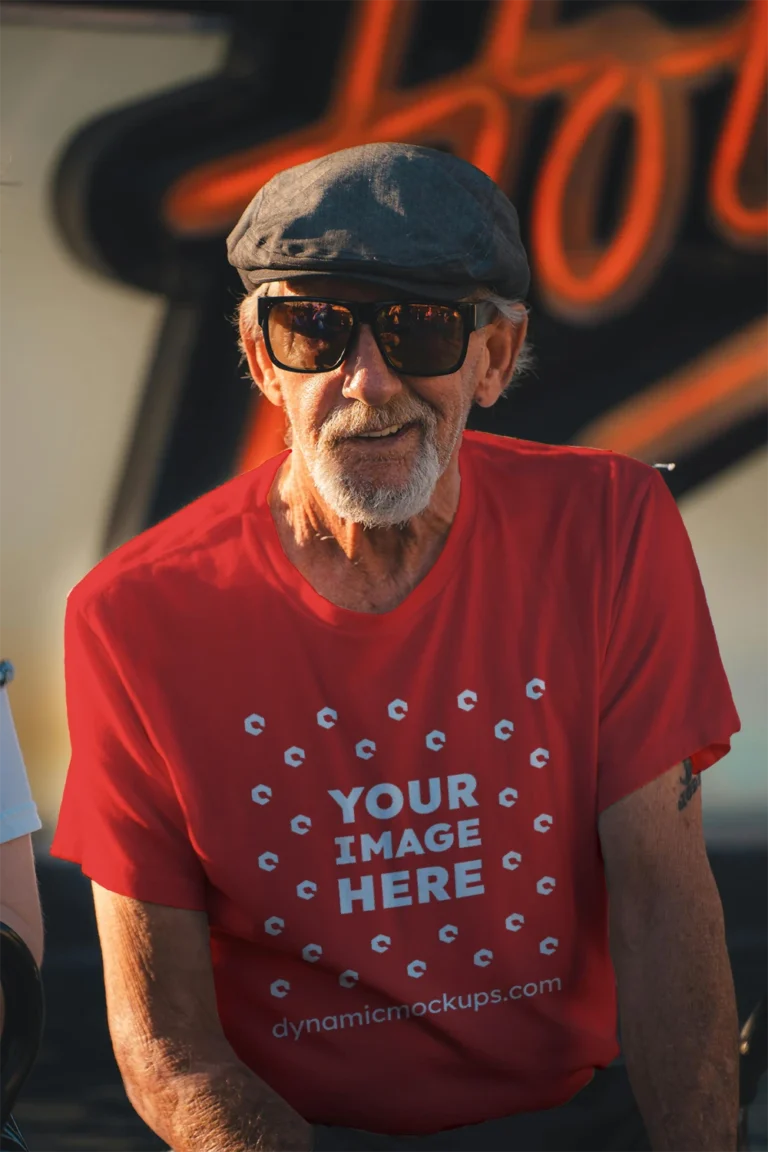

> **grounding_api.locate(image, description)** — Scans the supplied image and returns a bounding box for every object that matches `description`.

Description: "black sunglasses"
[257,297,497,377]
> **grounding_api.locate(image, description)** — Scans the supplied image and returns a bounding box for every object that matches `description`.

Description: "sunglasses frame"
[256,296,497,377]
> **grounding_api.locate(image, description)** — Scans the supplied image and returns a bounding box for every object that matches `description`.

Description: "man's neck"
[267,451,461,613]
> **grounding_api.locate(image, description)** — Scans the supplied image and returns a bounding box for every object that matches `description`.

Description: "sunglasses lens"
[376,304,466,375]
[268,301,354,371]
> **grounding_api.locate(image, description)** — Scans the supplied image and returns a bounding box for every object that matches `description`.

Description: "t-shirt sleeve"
[51,589,206,909]
[597,464,741,813]
[0,687,42,844]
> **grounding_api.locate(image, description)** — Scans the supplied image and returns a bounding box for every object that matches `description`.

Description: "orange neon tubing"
[481,0,534,74]
[655,19,745,79]
[332,0,402,127]
[577,329,767,457]
[165,0,405,230]
[502,61,592,98]
[617,344,767,450]
[710,0,768,241]
[165,140,339,232]
[533,69,666,306]
[165,76,513,231]
[162,0,764,327]
[371,84,513,182]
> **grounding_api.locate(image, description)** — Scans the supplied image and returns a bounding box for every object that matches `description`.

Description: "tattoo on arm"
[677,757,701,811]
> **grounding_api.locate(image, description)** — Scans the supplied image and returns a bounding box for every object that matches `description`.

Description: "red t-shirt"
[52,432,739,1134]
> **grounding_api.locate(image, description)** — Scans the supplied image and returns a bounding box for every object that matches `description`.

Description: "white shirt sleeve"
[0,685,42,844]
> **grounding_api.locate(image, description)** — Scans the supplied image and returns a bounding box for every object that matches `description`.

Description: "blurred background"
[0,0,765,1147]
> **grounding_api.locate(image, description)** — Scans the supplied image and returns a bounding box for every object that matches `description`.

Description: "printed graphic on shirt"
[272,974,565,1042]
[241,677,563,1009]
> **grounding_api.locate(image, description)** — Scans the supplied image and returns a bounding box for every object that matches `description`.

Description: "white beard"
[306,433,444,529]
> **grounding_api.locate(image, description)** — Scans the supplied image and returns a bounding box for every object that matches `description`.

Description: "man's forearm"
[122,1049,313,1152]
[613,885,739,1151]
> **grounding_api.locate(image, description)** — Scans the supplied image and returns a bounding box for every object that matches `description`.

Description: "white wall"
[679,450,768,845]
[0,21,226,826]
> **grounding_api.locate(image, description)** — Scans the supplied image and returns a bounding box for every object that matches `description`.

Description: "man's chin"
[309,470,435,527]
[304,437,445,527]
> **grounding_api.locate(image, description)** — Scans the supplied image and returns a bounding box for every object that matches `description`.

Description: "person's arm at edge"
[599,761,739,1151]
[0,834,44,962]
[0,832,44,1033]
[92,883,313,1152]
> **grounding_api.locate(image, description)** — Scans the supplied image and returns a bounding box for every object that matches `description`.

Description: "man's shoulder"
[68,458,280,621]
[462,430,657,491]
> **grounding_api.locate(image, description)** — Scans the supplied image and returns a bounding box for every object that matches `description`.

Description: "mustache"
[320,399,437,444]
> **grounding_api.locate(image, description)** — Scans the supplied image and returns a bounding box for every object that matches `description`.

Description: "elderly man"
[52,143,740,1152]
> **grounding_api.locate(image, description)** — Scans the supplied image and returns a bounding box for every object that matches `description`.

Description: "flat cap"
[227,142,530,301]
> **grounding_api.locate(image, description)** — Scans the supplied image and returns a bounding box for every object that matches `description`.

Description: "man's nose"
[341,325,404,407]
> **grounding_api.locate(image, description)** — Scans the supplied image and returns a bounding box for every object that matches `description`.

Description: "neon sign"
[157,0,768,474]
[164,0,767,324]
[49,0,765,528]
[575,315,767,460]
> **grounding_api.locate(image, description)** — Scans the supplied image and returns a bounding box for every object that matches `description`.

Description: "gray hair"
[237,281,277,363]
[238,281,533,388]
[460,288,533,388]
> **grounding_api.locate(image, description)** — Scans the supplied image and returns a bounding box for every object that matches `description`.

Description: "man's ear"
[473,311,529,408]
[238,306,284,409]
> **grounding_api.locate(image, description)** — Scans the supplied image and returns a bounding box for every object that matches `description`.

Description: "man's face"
[254,277,497,528]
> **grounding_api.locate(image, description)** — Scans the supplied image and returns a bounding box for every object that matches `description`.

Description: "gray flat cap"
[227,142,530,301]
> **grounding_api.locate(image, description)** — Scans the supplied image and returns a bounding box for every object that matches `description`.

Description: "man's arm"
[92,884,313,1152]
[599,762,739,1152]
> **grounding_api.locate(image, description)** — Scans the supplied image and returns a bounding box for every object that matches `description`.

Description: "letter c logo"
[388,698,408,721]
